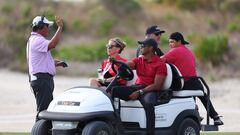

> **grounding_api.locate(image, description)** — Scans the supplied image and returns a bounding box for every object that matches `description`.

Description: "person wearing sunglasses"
[161,32,223,126]
[89,37,127,87]
[136,25,165,57]
[112,38,167,135]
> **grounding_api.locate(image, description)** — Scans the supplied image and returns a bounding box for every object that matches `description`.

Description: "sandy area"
[0,69,240,132]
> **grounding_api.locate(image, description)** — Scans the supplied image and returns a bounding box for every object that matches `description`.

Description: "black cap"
[169,32,189,45]
[138,38,158,49]
[145,25,165,35]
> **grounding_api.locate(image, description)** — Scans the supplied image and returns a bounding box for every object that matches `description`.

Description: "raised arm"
[48,16,63,50]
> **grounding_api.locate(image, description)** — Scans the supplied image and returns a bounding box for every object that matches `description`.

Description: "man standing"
[27,15,64,122]
[112,38,167,135]
[136,25,165,57]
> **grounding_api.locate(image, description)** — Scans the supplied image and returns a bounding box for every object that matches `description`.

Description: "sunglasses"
[106,44,118,49]
[44,24,50,28]
[154,33,161,36]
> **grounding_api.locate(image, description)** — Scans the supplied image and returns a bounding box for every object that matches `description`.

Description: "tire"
[31,120,52,135]
[81,121,112,135]
[177,118,200,135]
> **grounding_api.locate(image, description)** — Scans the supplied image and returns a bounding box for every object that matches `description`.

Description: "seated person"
[89,37,127,87]
[136,25,165,57]
[112,38,167,135]
[161,32,223,126]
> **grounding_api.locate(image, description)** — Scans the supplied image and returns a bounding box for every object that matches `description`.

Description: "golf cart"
[31,60,218,135]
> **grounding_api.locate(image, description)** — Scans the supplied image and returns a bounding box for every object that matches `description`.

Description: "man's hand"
[129,91,140,100]
[55,16,63,28]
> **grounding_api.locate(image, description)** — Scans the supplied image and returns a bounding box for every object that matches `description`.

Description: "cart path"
[0,69,240,132]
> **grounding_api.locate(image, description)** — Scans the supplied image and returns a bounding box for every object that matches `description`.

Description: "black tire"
[31,120,52,135]
[81,121,112,135]
[177,118,200,135]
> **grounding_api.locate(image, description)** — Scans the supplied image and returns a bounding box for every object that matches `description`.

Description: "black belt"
[34,73,53,78]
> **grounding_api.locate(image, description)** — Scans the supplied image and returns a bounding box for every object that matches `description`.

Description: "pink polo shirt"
[27,32,56,76]
[162,44,197,79]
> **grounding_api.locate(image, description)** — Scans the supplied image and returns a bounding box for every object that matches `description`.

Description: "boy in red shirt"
[162,32,223,125]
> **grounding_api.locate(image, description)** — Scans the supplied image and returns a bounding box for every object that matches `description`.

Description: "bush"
[100,0,141,16]
[207,19,219,30]
[194,34,229,65]
[187,33,202,44]
[160,34,169,47]
[227,22,240,32]
[176,0,199,10]
[163,13,177,22]
[55,39,108,62]
[71,19,86,32]
[122,36,138,47]
[97,19,116,36]
[219,0,240,13]
[89,7,116,36]
[22,4,32,17]
[1,4,13,14]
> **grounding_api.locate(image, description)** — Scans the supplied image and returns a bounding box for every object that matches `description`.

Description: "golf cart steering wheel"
[111,60,134,81]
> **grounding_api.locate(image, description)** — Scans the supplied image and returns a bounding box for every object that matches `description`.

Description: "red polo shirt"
[162,44,197,79]
[101,55,127,85]
[133,55,167,86]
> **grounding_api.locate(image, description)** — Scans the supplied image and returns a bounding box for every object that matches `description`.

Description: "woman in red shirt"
[90,37,127,87]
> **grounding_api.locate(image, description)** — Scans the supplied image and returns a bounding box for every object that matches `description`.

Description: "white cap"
[32,16,54,27]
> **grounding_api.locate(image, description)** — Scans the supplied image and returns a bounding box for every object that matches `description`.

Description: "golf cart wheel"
[31,119,52,135]
[81,121,112,135]
[177,118,200,135]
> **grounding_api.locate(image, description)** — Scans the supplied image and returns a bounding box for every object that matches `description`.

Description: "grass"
[202,133,240,135]
[0,133,29,135]
[0,132,239,135]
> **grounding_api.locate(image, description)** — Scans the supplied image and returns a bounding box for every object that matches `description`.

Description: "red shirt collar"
[143,55,159,63]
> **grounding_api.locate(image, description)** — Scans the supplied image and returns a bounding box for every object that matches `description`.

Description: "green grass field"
[0,132,239,135]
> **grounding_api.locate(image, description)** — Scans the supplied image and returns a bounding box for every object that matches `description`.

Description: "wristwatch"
[139,89,144,95]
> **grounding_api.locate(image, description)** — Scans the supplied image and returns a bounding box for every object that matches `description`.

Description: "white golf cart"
[31,60,218,135]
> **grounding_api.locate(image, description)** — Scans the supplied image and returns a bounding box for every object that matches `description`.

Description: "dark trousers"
[30,73,54,122]
[183,79,218,118]
[112,85,157,135]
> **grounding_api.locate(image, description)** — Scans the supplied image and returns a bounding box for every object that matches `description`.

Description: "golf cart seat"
[120,63,204,107]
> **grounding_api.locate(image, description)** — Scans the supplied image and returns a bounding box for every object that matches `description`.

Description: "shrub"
[122,36,137,47]
[187,33,202,44]
[89,8,116,36]
[22,5,32,17]
[193,34,229,65]
[97,19,116,36]
[176,0,199,10]
[219,0,240,13]
[164,13,177,22]
[1,4,13,14]
[226,22,240,33]
[4,31,27,64]
[100,0,141,16]
[71,19,86,32]
[207,19,219,30]
[55,39,108,62]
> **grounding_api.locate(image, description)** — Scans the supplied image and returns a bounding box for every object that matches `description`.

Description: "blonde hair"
[109,37,126,54]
